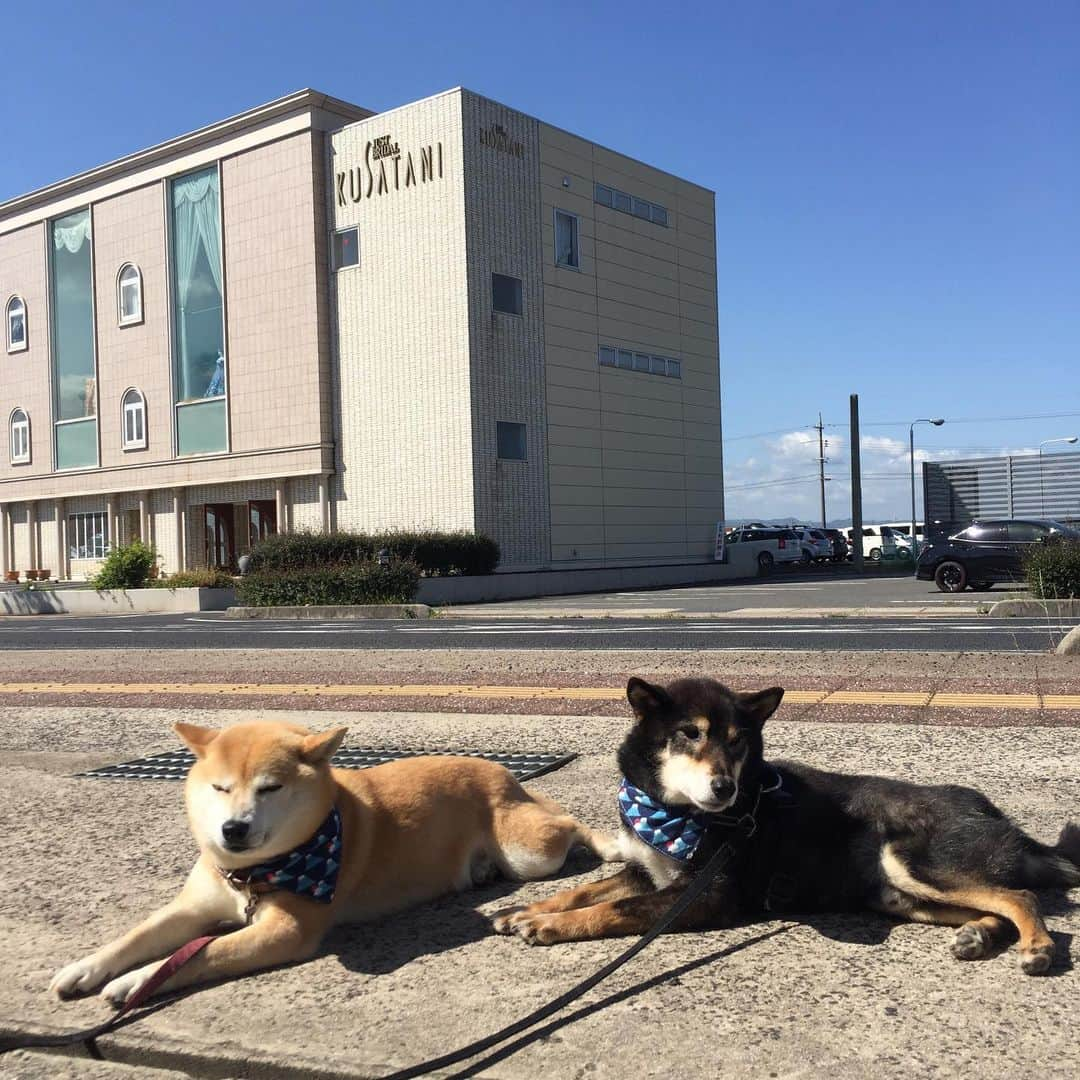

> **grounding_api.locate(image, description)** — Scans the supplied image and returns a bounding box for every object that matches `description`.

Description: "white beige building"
[0,88,723,578]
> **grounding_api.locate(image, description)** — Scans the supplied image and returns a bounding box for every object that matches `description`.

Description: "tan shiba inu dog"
[51,720,619,1005]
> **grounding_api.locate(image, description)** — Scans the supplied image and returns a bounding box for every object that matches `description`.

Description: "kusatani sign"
[479,123,524,158]
[335,135,444,205]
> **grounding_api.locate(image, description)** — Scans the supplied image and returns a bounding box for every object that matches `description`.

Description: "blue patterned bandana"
[222,807,343,904]
[618,779,709,862]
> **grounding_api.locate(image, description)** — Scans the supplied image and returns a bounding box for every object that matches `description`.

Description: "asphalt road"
[0,613,1071,651]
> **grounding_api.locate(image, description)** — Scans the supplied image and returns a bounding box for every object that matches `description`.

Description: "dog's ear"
[299,726,348,765]
[173,722,220,758]
[626,677,672,718]
[737,687,784,728]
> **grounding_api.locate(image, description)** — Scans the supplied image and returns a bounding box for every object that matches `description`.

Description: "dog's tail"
[1022,823,1080,889]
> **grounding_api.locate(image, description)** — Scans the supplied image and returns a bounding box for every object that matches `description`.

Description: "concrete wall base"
[416,550,758,606]
[0,587,235,616]
[989,598,1080,618]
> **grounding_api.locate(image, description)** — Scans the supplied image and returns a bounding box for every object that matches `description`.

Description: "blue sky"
[4,1,1078,523]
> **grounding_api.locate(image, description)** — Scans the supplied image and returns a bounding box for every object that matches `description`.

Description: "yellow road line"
[0,682,1075,711]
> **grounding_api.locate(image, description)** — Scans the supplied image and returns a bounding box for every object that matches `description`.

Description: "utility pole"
[850,394,863,570]
[816,412,827,528]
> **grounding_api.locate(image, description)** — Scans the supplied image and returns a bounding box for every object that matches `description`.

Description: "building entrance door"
[248,500,277,548]
[204,504,235,571]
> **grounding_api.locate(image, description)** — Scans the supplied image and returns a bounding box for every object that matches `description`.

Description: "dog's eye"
[257,783,283,795]
[729,732,746,748]
[679,725,701,740]
[211,783,231,794]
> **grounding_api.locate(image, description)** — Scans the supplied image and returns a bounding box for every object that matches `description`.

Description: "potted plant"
[3,570,18,583]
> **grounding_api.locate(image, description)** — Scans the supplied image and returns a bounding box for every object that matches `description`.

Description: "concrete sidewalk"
[2,705,1078,1079]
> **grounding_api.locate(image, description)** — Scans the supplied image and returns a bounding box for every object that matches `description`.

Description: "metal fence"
[923,452,1080,536]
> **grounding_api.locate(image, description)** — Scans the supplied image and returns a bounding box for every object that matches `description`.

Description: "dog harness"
[219,806,343,908]
[618,768,785,863]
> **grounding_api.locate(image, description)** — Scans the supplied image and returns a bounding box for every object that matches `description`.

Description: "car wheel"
[896,548,912,560]
[800,550,812,565]
[969,581,993,591]
[757,551,774,574]
[934,560,967,593]
[868,547,882,562]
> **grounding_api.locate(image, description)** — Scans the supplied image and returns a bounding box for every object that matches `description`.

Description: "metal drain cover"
[77,748,576,783]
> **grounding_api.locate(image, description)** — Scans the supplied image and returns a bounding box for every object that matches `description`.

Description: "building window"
[599,343,683,380]
[595,183,668,227]
[554,209,580,269]
[69,511,109,560]
[117,264,143,326]
[170,166,227,456]
[496,421,527,461]
[492,273,523,315]
[121,388,147,450]
[9,408,30,464]
[6,296,27,352]
[50,207,99,470]
[332,227,359,270]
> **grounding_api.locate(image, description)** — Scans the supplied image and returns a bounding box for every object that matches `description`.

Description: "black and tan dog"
[495,677,1080,975]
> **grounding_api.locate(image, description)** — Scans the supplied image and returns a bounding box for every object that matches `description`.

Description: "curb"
[988,599,1080,618]
[1058,625,1080,655]
[226,604,432,620]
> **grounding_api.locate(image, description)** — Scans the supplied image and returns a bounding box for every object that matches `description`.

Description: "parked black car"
[821,528,849,562]
[915,518,1080,592]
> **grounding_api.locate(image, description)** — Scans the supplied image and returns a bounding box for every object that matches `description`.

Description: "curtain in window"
[53,213,91,253]
[172,169,224,401]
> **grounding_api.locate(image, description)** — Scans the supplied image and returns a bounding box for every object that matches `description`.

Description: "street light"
[910,418,945,563]
[1039,436,1079,515]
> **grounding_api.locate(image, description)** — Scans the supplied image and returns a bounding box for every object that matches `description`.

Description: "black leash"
[377,837,744,1080]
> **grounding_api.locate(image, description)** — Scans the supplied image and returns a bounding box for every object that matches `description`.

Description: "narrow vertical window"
[332,228,359,269]
[10,409,30,464]
[491,273,523,315]
[496,421,527,461]
[6,296,27,352]
[170,166,227,455]
[117,264,143,325]
[554,210,579,269]
[121,388,147,450]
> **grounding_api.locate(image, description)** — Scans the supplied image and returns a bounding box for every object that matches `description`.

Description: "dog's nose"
[710,777,736,802]
[222,820,250,844]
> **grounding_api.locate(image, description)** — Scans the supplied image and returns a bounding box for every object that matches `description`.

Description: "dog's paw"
[508,914,561,946]
[951,923,992,961]
[50,955,111,998]
[100,962,158,1007]
[490,906,528,935]
[1020,944,1055,976]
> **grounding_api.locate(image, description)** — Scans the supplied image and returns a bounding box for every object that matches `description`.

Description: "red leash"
[0,935,216,1057]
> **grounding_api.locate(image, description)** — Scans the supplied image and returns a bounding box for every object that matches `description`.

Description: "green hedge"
[151,569,236,589]
[1025,539,1080,599]
[236,561,421,607]
[91,541,157,590]
[247,530,499,577]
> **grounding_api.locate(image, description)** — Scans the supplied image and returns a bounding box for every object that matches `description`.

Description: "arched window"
[121,388,146,449]
[6,296,27,352]
[117,264,142,326]
[10,409,30,464]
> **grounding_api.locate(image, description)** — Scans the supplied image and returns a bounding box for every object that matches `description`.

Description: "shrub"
[236,561,421,607]
[91,541,157,590]
[152,569,236,589]
[1025,539,1080,599]
[247,530,499,577]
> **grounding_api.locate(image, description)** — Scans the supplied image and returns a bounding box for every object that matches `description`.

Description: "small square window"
[634,352,651,373]
[594,184,614,207]
[554,210,580,269]
[613,190,632,213]
[666,359,682,378]
[492,273,523,315]
[650,204,668,226]
[650,356,667,375]
[632,197,652,221]
[599,345,617,367]
[496,421,527,461]
[332,228,359,270]
[617,349,634,370]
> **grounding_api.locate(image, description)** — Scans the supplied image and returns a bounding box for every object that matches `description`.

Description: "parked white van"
[845,525,912,562]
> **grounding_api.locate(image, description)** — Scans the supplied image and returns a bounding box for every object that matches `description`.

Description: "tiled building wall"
[221,133,331,459]
[330,92,475,534]
[460,93,551,569]
[92,183,171,470]
[539,124,723,565]
[0,222,52,481]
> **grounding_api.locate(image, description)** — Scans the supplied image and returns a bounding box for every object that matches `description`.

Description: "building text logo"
[336,136,444,205]
[478,123,524,159]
